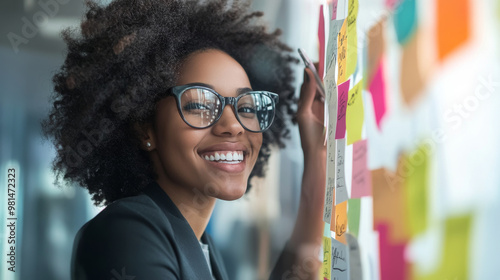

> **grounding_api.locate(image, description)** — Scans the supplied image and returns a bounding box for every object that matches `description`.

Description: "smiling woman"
[41,0,326,279]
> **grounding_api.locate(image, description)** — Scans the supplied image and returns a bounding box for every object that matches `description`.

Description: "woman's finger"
[298,68,318,112]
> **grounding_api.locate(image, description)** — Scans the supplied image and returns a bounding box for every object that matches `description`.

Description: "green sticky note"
[414,214,473,280]
[347,198,361,237]
[393,0,417,45]
[346,80,364,145]
[404,144,430,236]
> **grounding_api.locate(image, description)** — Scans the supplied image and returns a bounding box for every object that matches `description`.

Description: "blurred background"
[1,0,500,279]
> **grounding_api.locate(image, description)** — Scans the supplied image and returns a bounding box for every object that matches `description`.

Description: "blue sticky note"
[393,0,417,45]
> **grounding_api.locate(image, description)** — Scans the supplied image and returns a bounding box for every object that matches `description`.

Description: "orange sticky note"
[366,18,386,88]
[337,20,348,84]
[371,157,411,243]
[334,201,348,244]
[400,31,426,106]
[436,0,470,61]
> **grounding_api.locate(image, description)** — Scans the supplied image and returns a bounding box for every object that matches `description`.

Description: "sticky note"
[346,233,363,280]
[334,200,348,244]
[318,5,326,79]
[414,214,472,280]
[393,0,417,45]
[366,18,386,88]
[385,0,400,10]
[372,160,411,243]
[368,59,387,130]
[323,68,338,223]
[347,198,361,237]
[351,139,371,198]
[377,223,408,280]
[346,0,358,78]
[346,80,364,145]
[436,0,471,61]
[400,31,426,106]
[326,19,344,72]
[404,144,430,236]
[337,20,348,84]
[336,80,350,139]
[331,238,349,280]
[331,0,338,20]
[335,138,348,205]
[321,236,332,280]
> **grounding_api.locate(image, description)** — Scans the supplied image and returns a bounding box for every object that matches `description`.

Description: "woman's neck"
[156,178,216,240]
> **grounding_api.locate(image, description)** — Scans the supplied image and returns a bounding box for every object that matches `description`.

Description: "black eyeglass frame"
[167,83,279,133]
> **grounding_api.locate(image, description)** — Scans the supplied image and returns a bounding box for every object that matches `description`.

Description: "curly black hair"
[42,0,297,206]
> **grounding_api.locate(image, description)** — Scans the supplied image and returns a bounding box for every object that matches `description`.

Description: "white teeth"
[202,151,244,162]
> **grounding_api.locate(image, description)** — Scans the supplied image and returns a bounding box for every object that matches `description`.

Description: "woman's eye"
[238,106,256,117]
[183,102,211,112]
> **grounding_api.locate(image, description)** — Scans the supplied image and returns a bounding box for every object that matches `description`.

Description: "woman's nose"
[211,105,245,136]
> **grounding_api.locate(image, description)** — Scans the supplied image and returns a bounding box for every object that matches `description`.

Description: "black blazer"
[71,181,229,280]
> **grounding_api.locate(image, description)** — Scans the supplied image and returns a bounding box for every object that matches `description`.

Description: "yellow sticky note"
[337,20,347,84]
[334,201,348,244]
[404,144,430,236]
[346,0,358,78]
[346,80,364,145]
[321,236,332,280]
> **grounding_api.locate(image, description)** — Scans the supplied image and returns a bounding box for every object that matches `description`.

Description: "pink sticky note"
[318,5,326,79]
[335,79,350,139]
[385,0,399,10]
[331,0,338,20]
[351,139,372,198]
[368,59,387,130]
[377,224,407,280]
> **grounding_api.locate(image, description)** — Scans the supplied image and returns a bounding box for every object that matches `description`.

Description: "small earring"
[146,142,151,148]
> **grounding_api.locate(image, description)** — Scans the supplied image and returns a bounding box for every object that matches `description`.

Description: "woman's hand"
[296,67,326,159]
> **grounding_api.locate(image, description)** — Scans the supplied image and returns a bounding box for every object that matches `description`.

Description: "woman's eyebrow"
[237,87,253,95]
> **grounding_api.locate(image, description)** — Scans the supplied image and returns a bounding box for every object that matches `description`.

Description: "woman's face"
[150,49,262,201]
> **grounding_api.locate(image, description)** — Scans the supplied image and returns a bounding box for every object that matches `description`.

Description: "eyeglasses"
[167,83,279,133]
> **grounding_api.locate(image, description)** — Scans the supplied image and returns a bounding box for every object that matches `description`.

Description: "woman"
[42,0,326,279]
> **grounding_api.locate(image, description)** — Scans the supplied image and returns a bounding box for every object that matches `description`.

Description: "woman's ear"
[133,122,156,151]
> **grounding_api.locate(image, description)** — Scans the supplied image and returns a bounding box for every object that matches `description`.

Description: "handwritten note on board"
[346,0,358,78]
[351,139,371,198]
[326,19,345,73]
[323,67,338,224]
[337,20,348,84]
[331,0,338,20]
[346,80,364,145]
[334,200,348,244]
[322,236,332,280]
[336,80,350,139]
[335,138,349,204]
[331,238,349,280]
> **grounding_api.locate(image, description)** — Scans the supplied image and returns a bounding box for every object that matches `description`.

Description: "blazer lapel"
[143,182,214,279]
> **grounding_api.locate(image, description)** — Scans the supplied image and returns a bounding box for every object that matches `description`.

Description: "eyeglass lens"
[179,88,274,131]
